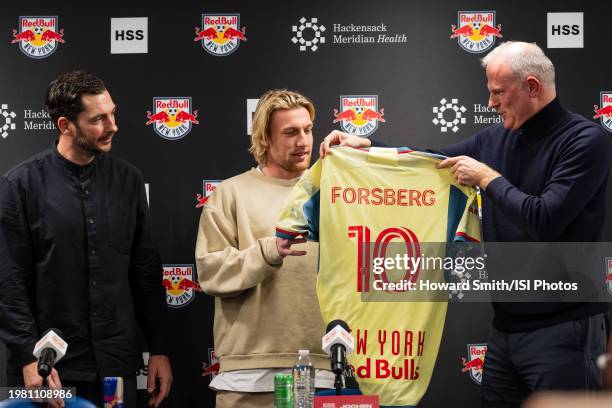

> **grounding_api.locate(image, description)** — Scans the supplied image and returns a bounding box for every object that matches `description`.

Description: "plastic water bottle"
[292,349,315,408]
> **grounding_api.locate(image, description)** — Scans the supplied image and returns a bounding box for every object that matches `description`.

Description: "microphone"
[322,320,354,395]
[33,329,68,378]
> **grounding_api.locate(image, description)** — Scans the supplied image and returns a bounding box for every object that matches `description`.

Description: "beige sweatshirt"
[195,168,329,371]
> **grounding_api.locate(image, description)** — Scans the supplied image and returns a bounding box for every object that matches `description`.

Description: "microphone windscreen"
[42,328,64,339]
[326,320,350,333]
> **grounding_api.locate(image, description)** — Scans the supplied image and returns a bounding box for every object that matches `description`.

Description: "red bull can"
[274,373,293,408]
[103,376,124,408]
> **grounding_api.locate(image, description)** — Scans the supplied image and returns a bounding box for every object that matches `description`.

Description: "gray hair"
[480,41,555,85]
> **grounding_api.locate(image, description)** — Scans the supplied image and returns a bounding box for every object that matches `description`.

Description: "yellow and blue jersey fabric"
[276,147,481,407]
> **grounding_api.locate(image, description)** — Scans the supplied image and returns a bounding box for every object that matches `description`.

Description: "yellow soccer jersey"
[276,147,481,407]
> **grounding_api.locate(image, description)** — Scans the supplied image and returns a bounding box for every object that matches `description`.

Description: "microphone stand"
[334,372,343,395]
[41,375,48,408]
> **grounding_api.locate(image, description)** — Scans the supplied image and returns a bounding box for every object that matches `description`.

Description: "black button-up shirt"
[0,144,168,381]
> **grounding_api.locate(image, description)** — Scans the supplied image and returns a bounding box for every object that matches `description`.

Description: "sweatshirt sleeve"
[195,186,283,298]
[484,127,611,241]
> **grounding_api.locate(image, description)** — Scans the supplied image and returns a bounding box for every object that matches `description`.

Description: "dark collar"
[52,140,97,177]
[519,97,570,139]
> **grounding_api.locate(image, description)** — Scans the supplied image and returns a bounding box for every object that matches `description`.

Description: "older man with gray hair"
[320,41,611,406]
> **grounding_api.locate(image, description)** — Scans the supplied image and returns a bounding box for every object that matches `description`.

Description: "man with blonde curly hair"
[196,89,333,407]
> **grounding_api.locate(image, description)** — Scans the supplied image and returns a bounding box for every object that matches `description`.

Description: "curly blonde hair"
[249,89,315,165]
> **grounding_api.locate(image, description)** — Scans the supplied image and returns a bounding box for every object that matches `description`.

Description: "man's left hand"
[276,237,307,257]
[437,156,500,189]
[147,355,173,407]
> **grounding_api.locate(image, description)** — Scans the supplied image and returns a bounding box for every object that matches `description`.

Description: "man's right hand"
[23,362,64,407]
[319,130,371,158]
[276,237,308,257]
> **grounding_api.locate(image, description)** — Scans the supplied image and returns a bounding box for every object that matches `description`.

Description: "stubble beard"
[73,124,111,157]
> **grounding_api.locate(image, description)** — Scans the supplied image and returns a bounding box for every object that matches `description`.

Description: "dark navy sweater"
[375,98,612,332]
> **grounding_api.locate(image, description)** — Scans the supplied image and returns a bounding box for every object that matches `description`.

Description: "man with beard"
[196,89,333,407]
[0,70,172,407]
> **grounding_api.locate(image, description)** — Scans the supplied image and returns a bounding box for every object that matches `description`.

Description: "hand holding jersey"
[276,147,481,406]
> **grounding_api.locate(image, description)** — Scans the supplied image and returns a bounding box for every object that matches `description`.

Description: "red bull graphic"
[333,96,385,137]
[462,343,487,385]
[593,92,612,132]
[195,14,246,56]
[450,11,501,54]
[605,258,612,296]
[195,180,222,208]
[146,97,199,140]
[163,264,201,308]
[202,348,220,381]
[11,16,65,59]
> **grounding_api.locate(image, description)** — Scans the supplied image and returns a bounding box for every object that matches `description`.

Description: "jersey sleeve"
[453,189,481,242]
[275,159,323,241]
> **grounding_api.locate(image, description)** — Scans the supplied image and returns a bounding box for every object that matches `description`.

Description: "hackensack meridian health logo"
[333,95,385,137]
[194,14,246,56]
[292,17,326,52]
[450,11,502,54]
[11,16,65,59]
[0,105,17,139]
[145,97,199,140]
[432,98,466,133]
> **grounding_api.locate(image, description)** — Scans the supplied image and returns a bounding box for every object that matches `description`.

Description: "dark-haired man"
[0,70,172,407]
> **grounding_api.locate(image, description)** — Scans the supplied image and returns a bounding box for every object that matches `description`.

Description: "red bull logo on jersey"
[593,92,612,132]
[194,14,246,56]
[146,97,199,140]
[195,180,222,208]
[11,17,65,59]
[462,343,487,385]
[450,12,501,54]
[352,328,424,381]
[163,264,201,308]
[202,348,220,381]
[333,96,385,137]
[605,258,612,296]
